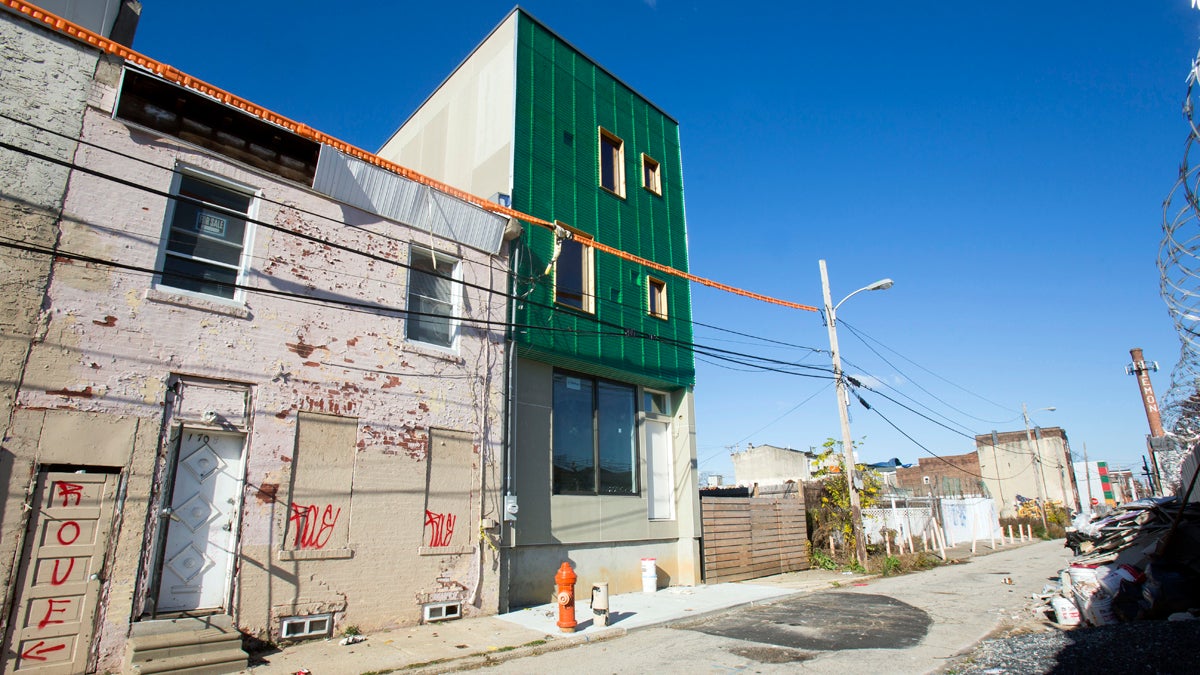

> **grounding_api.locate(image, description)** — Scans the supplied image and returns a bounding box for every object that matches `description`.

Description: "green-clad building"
[379,8,700,609]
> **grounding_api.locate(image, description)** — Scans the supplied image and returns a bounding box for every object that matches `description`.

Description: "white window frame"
[154,167,257,303]
[644,388,675,521]
[405,244,461,350]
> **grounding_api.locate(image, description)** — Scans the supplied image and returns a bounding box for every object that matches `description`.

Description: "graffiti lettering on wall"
[289,503,341,549]
[424,510,456,547]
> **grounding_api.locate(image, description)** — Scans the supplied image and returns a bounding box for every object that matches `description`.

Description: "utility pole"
[819,260,881,569]
[1082,441,1095,513]
[1022,403,1051,531]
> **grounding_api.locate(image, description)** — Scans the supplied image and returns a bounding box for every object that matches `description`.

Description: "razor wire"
[1156,45,1200,493]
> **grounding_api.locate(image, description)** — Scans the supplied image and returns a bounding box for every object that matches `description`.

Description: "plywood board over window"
[280,412,356,560]
[421,429,476,555]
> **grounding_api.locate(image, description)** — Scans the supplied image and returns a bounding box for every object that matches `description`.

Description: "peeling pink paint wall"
[13,89,506,667]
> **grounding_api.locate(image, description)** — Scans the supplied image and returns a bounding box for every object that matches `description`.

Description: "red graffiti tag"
[55,521,81,546]
[50,558,75,586]
[37,598,70,630]
[55,482,83,507]
[289,504,340,549]
[20,640,67,662]
[424,510,456,547]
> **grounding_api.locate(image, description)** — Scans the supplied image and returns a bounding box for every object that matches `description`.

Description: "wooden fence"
[700,495,809,583]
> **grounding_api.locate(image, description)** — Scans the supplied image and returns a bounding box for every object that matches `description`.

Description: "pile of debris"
[1051,496,1200,626]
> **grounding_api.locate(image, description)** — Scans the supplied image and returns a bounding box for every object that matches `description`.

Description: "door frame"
[143,424,248,618]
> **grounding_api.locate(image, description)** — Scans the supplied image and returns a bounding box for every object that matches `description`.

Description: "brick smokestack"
[1128,348,1164,437]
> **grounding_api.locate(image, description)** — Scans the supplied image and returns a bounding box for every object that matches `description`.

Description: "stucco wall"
[731,445,816,486]
[377,12,516,200]
[505,356,699,608]
[4,71,508,668]
[0,9,105,645]
[976,429,1077,517]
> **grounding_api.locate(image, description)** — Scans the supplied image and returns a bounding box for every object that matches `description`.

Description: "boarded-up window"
[422,429,474,554]
[283,413,356,555]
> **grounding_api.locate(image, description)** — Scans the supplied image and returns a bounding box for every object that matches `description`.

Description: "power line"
[3,113,831,360]
[839,318,1017,419]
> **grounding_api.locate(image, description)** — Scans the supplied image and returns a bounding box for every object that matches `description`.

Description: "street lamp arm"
[833,278,895,313]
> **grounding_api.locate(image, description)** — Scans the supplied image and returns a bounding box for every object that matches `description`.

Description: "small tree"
[810,438,883,551]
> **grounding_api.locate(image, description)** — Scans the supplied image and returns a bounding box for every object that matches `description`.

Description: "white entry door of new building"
[155,429,245,613]
[646,418,674,520]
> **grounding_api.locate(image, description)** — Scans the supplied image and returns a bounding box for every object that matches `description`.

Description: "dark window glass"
[552,372,637,495]
[553,373,596,493]
[159,174,251,299]
[598,381,636,494]
[556,238,586,309]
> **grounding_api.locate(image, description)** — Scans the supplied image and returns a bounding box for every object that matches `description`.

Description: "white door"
[4,471,118,674]
[155,429,245,613]
[646,419,674,520]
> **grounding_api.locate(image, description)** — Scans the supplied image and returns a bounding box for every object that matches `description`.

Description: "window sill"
[403,340,465,364]
[419,545,473,556]
[277,548,354,561]
[146,288,251,319]
[642,186,662,197]
[599,185,627,200]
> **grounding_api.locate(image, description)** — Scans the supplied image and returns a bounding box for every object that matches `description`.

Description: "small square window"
[157,172,255,300]
[645,390,670,417]
[647,277,667,320]
[280,614,332,640]
[406,245,460,348]
[554,223,594,314]
[599,128,625,197]
[641,154,661,195]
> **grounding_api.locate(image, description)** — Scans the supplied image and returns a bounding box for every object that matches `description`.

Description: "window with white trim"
[406,245,460,348]
[157,172,255,300]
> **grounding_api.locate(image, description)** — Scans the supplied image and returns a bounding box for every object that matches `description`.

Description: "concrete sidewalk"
[239,539,1039,674]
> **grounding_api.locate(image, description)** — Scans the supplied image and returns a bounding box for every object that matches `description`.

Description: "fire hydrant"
[555,562,577,633]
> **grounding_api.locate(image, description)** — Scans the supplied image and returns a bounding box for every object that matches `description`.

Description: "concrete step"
[127,616,247,675]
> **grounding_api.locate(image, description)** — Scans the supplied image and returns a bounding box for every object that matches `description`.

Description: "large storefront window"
[553,372,637,495]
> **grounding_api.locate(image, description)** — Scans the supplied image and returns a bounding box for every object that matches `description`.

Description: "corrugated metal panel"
[510,15,695,388]
[313,146,507,255]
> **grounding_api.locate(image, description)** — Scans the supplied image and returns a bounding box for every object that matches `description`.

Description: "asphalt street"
[455,541,1068,674]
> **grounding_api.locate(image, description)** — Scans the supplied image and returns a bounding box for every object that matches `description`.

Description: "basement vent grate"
[280,613,332,640]
[423,601,462,623]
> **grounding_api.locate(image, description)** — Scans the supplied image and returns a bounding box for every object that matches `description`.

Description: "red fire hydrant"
[555,562,577,633]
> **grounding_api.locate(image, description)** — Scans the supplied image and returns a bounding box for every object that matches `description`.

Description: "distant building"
[976,428,1080,516]
[894,452,987,498]
[731,444,831,486]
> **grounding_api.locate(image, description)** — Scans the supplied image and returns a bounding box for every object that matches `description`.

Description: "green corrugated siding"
[511,14,695,388]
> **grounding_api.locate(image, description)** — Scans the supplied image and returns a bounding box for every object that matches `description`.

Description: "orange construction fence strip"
[4,0,818,312]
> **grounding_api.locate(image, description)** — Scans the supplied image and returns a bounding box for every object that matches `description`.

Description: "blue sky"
[132,1,1197,481]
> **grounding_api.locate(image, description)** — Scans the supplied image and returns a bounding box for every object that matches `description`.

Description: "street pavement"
[241,538,1061,674]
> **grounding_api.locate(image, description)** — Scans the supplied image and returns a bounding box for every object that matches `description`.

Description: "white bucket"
[641,557,656,593]
[1051,596,1081,626]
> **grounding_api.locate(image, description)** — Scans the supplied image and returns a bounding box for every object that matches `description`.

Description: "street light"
[820,260,893,569]
[1022,403,1056,530]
